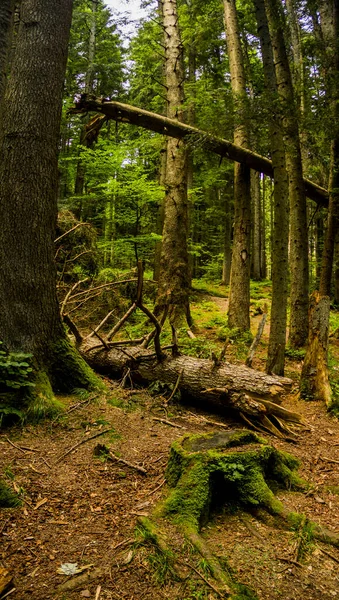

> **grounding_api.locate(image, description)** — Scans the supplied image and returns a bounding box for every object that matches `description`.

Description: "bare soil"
[1,295,339,600]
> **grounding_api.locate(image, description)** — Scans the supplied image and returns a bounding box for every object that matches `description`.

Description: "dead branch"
[87,309,115,338]
[54,222,91,243]
[55,429,112,464]
[63,314,83,345]
[70,96,328,207]
[60,278,89,317]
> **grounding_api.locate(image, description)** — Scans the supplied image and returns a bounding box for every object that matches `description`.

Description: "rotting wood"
[70,96,328,207]
[80,342,304,437]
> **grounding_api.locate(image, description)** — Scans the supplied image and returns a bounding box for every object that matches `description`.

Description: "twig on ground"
[55,429,112,464]
[187,411,229,429]
[112,538,134,551]
[152,417,185,429]
[239,516,268,546]
[107,450,147,475]
[120,368,132,389]
[181,561,224,598]
[5,438,27,454]
[95,584,101,600]
[40,456,52,470]
[145,479,166,497]
[320,455,339,465]
[276,556,303,568]
[319,546,339,564]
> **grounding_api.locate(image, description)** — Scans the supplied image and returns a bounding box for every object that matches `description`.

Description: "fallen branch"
[319,547,339,564]
[107,450,147,475]
[152,417,185,429]
[55,429,112,464]
[70,96,328,207]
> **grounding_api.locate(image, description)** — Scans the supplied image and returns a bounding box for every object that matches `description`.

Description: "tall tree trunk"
[223,0,251,332]
[301,0,339,406]
[73,0,97,219]
[0,0,99,406]
[0,0,15,105]
[265,0,309,348]
[222,189,232,286]
[251,171,262,280]
[154,0,191,327]
[254,0,289,375]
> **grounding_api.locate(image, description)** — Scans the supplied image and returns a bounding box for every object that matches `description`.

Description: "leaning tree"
[0,0,100,413]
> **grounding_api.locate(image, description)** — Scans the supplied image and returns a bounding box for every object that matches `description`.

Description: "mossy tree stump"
[162,430,302,532]
[139,431,339,597]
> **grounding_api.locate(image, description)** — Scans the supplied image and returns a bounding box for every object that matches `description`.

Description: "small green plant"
[0,478,22,507]
[0,341,35,425]
[0,341,35,391]
[285,347,306,361]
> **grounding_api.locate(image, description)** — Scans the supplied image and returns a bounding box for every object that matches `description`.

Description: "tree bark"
[81,341,303,436]
[253,0,289,375]
[265,0,309,348]
[73,0,98,219]
[0,0,15,105]
[301,0,339,407]
[300,292,332,405]
[0,0,99,403]
[72,97,329,207]
[223,0,251,332]
[154,0,191,327]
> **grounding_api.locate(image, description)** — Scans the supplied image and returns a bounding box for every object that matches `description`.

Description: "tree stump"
[163,430,302,532]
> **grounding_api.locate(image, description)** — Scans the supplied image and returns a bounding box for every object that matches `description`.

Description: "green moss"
[0,479,21,507]
[25,371,65,422]
[162,431,301,530]
[49,337,105,393]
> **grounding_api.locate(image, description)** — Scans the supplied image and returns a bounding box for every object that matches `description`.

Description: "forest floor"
[1,281,339,600]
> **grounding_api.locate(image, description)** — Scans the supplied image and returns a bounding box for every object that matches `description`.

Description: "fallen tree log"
[70,96,328,207]
[81,343,302,438]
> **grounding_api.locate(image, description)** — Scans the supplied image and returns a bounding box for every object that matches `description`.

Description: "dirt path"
[1,295,339,599]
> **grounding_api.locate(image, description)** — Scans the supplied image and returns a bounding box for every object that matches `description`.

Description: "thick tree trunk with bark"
[0,0,100,407]
[301,0,339,407]
[265,0,309,348]
[254,0,289,375]
[154,0,191,327]
[0,0,15,105]
[223,0,251,332]
[72,97,329,207]
[73,0,98,219]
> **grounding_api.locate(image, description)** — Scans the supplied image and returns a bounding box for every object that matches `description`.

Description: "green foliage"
[0,342,34,392]
[0,479,22,508]
[285,347,306,361]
